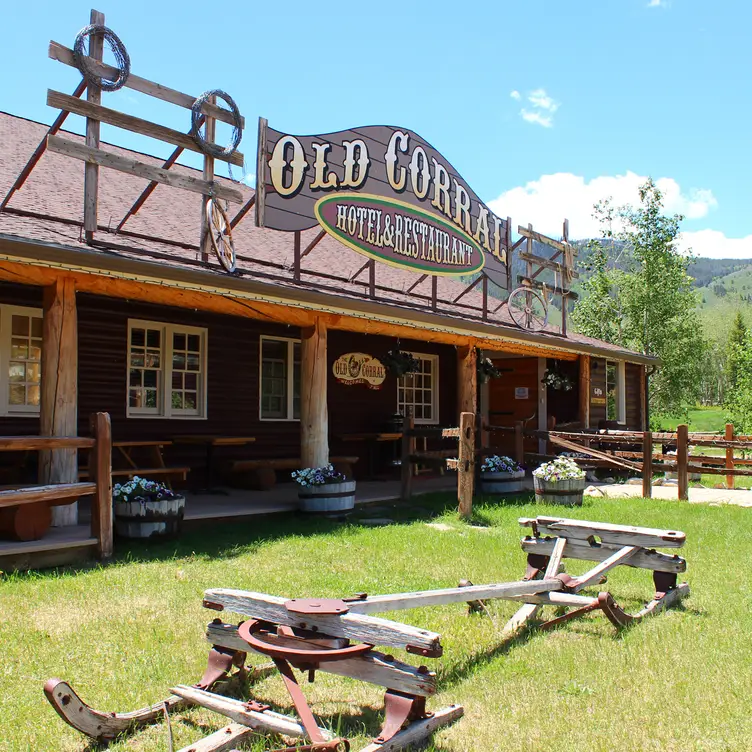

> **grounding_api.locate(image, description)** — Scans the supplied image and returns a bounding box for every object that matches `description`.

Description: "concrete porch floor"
[182,475,457,521]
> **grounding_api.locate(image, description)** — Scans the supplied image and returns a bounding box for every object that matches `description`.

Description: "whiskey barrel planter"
[533,477,586,506]
[298,481,356,513]
[480,470,526,495]
[114,495,185,539]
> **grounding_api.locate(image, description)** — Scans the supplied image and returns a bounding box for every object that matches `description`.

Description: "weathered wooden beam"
[116,115,206,231]
[199,95,216,263]
[346,578,564,615]
[0,483,96,509]
[39,276,79,526]
[48,41,245,128]
[677,424,689,501]
[578,354,591,429]
[206,622,437,696]
[46,136,243,203]
[500,537,567,638]
[519,516,686,548]
[83,11,104,240]
[725,423,735,490]
[517,225,569,253]
[520,536,687,573]
[46,89,244,166]
[229,194,256,229]
[175,723,257,752]
[301,318,329,468]
[571,545,639,592]
[358,704,464,752]
[90,412,113,559]
[170,686,327,739]
[517,275,579,300]
[642,431,653,498]
[518,252,580,279]
[457,411,475,517]
[0,436,94,451]
[548,433,640,471]
[203,589,442,653]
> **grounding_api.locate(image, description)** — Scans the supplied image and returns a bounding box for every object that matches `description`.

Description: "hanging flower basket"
[480,455,525,494]
[477,357,502,384]
[382,350,421,377]
[541,366,573,391]
[532,457,585,506]
[113,477,185,539]
[292,465,356,513]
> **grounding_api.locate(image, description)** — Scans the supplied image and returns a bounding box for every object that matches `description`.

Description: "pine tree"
[724,311,747,392]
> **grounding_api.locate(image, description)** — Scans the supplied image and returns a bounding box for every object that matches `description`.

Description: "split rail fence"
[0,412,113,557]
[486,420,752,501]
[400,413,475,516]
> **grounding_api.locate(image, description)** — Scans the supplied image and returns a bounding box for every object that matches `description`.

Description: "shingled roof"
[0,111,654,363]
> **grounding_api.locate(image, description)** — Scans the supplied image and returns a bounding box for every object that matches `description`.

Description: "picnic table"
[338,432,402,478]
[79,440,189,488]
[171,435,255,495]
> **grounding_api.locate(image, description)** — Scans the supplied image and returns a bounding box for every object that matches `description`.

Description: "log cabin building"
[0,110,657,539]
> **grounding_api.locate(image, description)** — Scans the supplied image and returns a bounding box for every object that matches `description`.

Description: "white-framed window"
[397,353,439,425]
[0,305,43,416]
[127,319,207,419]
[605,360,626,423]
[260,336,301,421]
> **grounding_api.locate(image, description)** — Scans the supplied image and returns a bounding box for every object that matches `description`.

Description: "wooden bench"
[508,515,689,632]
[230,456,359,490]
[78,440,189,489]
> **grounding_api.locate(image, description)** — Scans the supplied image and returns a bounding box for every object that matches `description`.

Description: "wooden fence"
[485,420,752,501]
[0,412,113,557]
[400,413,475,516]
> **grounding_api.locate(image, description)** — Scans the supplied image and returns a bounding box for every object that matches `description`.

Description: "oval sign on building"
[333,353,386,389]
[315,194,484,276]
[256,122,508,280]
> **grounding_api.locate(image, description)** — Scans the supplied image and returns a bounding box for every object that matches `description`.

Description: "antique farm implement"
[44,516,688,751]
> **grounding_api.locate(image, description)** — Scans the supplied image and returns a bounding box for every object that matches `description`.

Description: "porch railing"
[0,412,112,557]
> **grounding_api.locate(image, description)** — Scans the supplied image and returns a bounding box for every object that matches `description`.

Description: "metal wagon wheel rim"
[507,287,548,331]
[206,198,237,273]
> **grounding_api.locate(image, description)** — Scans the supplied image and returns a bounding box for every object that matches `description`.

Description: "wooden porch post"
[639,365,648,431]
[537,358,547,455]
[578,354,591,429]
[301,317,329,469]
[39,277,79,526]
[457,345,477,419]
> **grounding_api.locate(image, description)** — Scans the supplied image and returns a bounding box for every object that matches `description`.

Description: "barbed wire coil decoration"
[191,90,243,160]
[73,25,131,91]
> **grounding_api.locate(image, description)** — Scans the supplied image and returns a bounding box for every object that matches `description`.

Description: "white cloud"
[677,230,752,259]
[647,0,668,6]
[510,90,521,101]
[488,171,728,252]
[516,88,560,127]
[520,110,554,128]
[528,88,558,113]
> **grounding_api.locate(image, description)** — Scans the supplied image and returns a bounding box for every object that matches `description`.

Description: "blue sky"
[1,0,750,257]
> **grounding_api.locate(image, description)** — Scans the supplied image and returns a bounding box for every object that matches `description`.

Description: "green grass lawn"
[2,493,750,752]
[652,405,728,433]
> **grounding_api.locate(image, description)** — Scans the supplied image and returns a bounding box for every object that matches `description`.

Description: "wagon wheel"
[206,198,236,273]
[507,287,548,332]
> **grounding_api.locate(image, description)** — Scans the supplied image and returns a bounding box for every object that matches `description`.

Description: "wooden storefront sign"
[592,386,606,406]
[332,353,386,389]
[256,122,508,281]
